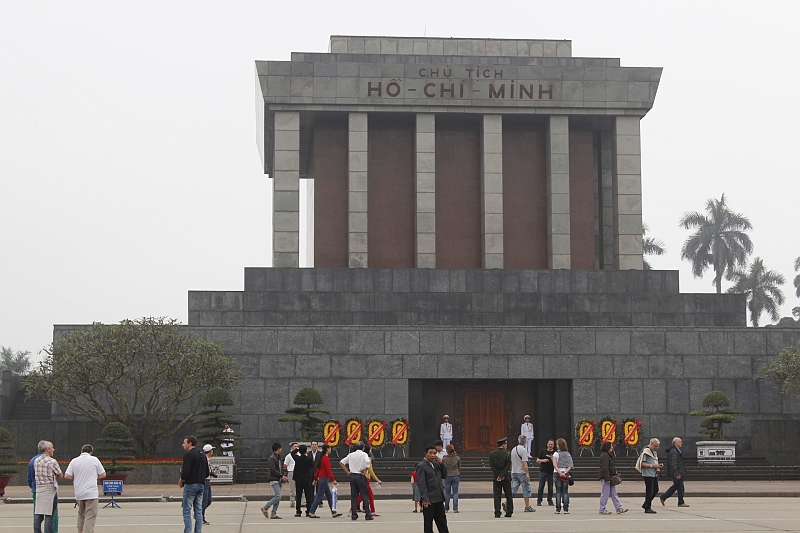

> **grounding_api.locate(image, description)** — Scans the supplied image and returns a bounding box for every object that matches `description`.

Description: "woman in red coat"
[308,445,343,518]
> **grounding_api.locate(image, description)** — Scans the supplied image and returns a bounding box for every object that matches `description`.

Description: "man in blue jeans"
[660,436,690,508]
[180,435,209,533]
[28,441,58,533]
[261,442,288,519]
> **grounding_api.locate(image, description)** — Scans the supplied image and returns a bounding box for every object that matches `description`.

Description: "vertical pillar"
[613,116,644,270]
[600,128,615,269]
[546,115,570,269]
[415,114,436,268]
[481,115,503,269]
[348,113,368,268]
[272,111,300,267]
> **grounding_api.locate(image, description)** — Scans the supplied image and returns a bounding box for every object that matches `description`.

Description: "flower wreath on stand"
[366,418,387,456]
[596,416,621,448]
[575,418,596,456]
[389,418,410,457]
[344,418,364,450]
[621,418,643,456]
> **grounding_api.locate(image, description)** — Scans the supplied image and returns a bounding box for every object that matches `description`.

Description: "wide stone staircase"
[234,455,800,484]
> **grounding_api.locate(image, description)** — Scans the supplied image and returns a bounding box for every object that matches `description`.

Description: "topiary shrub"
[96,422,136,474]
[278,387,330,441]
[194,387,249,454]
[690,390,740,440]
[0,427,20,475]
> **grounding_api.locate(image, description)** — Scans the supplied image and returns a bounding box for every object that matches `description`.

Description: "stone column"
[546,115,570,269]
[415,113,436,268]
[600,128,615,269]
[613,116,644,270]
[272,111,300,267]
[481,114,503,269]
[348,112,368,268]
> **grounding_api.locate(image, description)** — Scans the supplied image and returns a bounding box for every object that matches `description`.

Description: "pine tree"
[96,422,136,474]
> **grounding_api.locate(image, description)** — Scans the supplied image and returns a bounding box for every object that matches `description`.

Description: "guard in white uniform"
[439,415,453,447]
[521,415,534,455]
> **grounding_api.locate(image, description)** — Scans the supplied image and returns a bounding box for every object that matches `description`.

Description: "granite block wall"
[188,268,743,328]
[171,324,800,459]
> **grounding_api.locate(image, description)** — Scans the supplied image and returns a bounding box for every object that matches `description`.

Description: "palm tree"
[679,194,753,293]
[726,257,786,327]
[642,223,666,270]
[793,257,800,318]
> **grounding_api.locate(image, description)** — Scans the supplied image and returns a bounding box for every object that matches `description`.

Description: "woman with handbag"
[550,438,573,515]
[598,441,628,515]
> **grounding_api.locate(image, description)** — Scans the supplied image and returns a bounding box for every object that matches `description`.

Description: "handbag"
[568,472,574,486]
[559,472,569,483]
[610,473,622,486]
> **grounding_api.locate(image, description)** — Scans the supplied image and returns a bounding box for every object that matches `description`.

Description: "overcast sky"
[2,0,798,362]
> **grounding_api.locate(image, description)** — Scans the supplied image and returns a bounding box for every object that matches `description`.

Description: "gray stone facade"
[176,267,800,458]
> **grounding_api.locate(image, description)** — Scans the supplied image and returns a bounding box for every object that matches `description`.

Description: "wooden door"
[462,389,506,452]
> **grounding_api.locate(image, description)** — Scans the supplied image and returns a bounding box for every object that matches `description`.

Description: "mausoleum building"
[47,36,800,459]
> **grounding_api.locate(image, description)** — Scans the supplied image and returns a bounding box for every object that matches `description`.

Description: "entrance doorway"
[462,389,506,452]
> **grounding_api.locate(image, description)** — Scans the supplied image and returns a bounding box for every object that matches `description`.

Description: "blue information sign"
[103,479,123,508]
[103,480,123,494]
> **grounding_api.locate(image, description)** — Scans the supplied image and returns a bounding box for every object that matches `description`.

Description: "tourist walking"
[307,444,342,518]
[637,438,662,513]
[535,439,555,506]
[29,441,58,533]
[510,435,535,512]
[64,444,106,533]
[442,444,460,513]
[293,444,314,517]
[284,442,298,505]
[551,438,572,515]
[201,444,217,525]
[489,437,513,518]
[355,444,383,516]
[416,445,449,533]
[261,442,288,519]
[33,440,61,533]
[660,436,690,507]
[180,435,210,533]
[339,441,374,521]
[598,441,627,515]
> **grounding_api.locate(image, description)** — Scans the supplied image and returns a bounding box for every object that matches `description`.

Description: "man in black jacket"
[261,443,288,519]
[293,445,314,517]
[416,445,449,533]
[660,437,689,507]
[180,435,210,533]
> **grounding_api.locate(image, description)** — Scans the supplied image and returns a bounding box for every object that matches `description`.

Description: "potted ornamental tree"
[96,422,136,484]
[0,427,20,497]
[690,390,740,464]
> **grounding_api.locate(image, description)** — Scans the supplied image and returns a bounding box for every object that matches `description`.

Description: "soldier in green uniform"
[489,437,513,518]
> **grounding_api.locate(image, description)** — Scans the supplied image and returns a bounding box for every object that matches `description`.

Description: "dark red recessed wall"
[569,126,596,269]
[313,116,348,267]
[435,117,482,268]
[368,115,415,268]
[502,120,548,269]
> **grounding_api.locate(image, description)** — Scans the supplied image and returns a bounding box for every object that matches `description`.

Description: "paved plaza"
[2,496,799,533]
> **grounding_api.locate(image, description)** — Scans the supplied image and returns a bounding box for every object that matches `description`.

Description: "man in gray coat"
[660,436,689,507]
[416,445,449,533]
